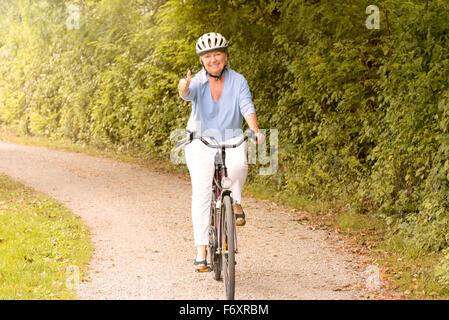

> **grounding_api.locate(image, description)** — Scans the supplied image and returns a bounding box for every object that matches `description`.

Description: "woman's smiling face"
[201,50,228,76]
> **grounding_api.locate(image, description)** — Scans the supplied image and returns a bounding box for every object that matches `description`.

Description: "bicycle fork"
[215,192,238,255]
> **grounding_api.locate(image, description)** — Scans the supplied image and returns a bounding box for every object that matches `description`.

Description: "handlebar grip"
[245,129,257,142]
[175,138,188,150]
[174,130,195,150]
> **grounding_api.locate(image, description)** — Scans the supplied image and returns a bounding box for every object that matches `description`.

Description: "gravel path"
[0,141,374,299]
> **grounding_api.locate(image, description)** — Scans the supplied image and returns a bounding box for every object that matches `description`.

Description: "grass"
[244,182,334,213]
[0,173,92,299]
[2,125,449,299]
[371,233,449,300]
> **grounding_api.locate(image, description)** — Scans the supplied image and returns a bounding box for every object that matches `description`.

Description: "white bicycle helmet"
[196,32,228,55]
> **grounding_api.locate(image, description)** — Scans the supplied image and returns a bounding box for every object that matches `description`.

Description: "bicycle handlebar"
[175,129,256,151]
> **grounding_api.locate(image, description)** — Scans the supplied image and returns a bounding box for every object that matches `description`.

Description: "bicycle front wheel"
[222,195,235,300]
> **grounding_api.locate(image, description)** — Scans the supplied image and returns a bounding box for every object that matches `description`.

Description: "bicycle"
[175,129,256,300]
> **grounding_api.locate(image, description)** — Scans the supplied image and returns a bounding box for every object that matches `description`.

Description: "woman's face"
[201,50,228,76]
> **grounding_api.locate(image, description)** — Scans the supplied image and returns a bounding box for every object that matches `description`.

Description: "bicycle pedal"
[195,266,212,273]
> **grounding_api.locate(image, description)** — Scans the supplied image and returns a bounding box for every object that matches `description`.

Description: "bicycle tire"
[222,195,235,300]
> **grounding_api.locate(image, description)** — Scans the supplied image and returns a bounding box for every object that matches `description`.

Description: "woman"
[178,32,264,270]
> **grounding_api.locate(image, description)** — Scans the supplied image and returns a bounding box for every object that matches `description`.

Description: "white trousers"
[185,135,248,246]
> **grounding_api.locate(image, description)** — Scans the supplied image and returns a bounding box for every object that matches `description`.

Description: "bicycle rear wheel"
[222,195,235,300]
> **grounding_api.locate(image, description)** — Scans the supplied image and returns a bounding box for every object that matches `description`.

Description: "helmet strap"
[202,61,227,81]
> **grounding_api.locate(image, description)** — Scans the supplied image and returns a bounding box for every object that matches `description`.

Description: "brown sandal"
[235,212,246,226]
[193,260,207,270]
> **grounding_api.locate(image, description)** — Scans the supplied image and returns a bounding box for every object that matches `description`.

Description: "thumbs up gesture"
[178,70,191,97]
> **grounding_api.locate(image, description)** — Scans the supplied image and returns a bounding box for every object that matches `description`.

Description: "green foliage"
[435,249,449,288]
[1,0,449,272]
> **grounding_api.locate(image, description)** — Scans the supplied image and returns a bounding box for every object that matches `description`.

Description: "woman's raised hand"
[178,70,191,97]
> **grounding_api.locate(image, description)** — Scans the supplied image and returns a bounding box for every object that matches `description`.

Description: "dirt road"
[0,141,374,299]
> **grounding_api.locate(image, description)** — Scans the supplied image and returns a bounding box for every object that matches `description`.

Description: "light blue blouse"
[180,68,256,142]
